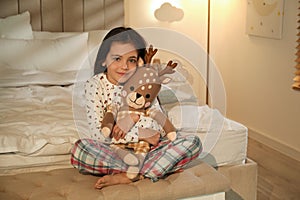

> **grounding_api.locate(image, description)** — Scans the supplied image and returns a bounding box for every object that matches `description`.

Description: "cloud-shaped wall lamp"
[154,2,184,22]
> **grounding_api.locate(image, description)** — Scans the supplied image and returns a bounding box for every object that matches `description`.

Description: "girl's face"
[103,42,138,85]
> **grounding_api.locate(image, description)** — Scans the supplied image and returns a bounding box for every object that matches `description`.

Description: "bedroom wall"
[209,0,299,161]
[124,0,300,161]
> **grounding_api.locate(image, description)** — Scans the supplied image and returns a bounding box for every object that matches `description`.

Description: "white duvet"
[0,84,247,169]
[0,85,80,156]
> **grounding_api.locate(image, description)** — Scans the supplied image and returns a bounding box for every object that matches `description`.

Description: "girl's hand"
[112,114,140,141]
[112,124,126,141]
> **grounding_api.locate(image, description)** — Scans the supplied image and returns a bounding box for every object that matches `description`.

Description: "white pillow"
[0,33,92,87]
[33,30,108,66]
[0,11,33,39]
[33,31,79,39]
[33,31,95,73]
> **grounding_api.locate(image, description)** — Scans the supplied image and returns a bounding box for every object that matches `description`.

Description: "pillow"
[32,30,108,52]
[0,33,92,87]
[33,30,108,66]
[0,11,33,39]
[33,31,79,39]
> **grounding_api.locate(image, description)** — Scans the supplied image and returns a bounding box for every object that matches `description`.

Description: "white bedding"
[0,85,79,155]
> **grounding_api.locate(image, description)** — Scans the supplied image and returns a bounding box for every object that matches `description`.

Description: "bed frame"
[0,0,124,31]
[0,1,257,199]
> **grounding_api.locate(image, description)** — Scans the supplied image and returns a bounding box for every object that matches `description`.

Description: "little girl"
[71,27,202,189]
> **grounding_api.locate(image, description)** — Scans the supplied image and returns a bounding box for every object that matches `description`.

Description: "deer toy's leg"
[126,141,150,181]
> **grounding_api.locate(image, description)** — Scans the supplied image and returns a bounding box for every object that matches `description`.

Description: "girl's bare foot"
[94,173,132,189]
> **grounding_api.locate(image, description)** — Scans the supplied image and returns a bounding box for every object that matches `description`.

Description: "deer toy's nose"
[136,93,142,99]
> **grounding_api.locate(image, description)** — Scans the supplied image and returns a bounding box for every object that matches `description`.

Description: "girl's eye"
[114,57,121,61]
[128,58,137,64]
[130,86,135,91]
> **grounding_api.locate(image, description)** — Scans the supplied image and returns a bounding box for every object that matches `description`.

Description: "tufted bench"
[0,161,230,200]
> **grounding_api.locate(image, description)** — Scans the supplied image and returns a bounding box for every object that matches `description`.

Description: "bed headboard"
[0,0,124,32]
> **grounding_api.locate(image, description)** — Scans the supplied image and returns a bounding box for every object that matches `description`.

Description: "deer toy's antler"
[158,60,178,76]
[144,45,158,64]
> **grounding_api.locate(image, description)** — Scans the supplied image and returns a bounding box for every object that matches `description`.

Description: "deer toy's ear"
[160,76,172,84]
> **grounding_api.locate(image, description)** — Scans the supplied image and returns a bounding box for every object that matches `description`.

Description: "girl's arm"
[85,76,106,140]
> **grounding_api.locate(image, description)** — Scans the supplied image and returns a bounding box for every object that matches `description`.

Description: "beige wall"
[209,0,299,160]
[124,0,300,160]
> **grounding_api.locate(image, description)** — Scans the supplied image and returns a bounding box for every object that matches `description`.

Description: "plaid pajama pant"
[70,134,202,182]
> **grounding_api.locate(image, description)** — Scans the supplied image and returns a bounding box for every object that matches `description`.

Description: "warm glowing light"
[151,0,182,14]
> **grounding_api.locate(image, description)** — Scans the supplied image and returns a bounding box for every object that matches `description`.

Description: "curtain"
[293,1,300,90]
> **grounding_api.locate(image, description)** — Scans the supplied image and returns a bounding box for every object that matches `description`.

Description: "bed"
[0,1,257,200]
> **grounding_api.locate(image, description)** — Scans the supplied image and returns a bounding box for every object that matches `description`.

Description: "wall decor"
[246,0,285,39]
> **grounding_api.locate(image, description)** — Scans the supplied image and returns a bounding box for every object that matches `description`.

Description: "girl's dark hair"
[94,27,147,75]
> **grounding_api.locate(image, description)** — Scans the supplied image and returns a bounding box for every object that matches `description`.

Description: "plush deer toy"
[101,48,177,180]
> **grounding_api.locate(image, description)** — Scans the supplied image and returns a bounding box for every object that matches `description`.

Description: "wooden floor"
[247,137,300,200]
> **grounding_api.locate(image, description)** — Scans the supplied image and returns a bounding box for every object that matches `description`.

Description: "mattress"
[198,120,248,167]
[167,104,248,167]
